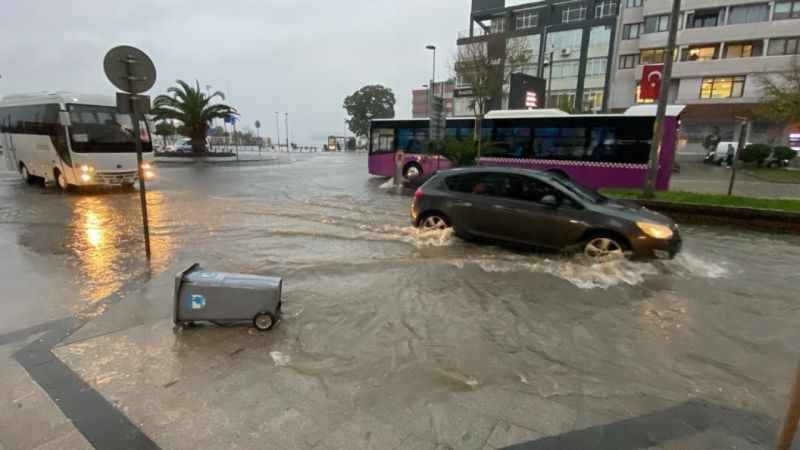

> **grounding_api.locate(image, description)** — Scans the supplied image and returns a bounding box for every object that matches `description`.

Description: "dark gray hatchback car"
[411,167,681,260]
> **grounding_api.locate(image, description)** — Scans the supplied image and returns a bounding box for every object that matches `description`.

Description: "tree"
[756,58,800,142]
[154,121,176,147]
[453,38,531,157]
[343,85,396,138]
[152,80,238,154]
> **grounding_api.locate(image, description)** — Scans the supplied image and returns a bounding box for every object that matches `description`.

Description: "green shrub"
[437,137,478,167]
[740,144,772,165]
[773,146,797,161]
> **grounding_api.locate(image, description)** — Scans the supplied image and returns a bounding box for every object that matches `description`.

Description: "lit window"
[635,83,655,103]
[640,48,666,64]
[582,89,604,111]
[724,41,763,58]
[699,76,746,99]
[680,45,719,61]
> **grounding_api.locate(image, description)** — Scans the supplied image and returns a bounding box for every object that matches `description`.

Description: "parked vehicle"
[704,141,752,166]
[412,167,681,260]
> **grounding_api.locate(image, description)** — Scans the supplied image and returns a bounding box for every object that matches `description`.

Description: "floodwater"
[2,152,800,449]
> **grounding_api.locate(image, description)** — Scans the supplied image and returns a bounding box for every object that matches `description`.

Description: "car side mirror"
[541,194,560,207]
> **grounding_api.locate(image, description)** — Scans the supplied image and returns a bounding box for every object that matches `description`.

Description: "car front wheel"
[583,236,625,260]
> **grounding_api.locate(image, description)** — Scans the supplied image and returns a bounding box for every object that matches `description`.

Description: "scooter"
[703,149,720,165]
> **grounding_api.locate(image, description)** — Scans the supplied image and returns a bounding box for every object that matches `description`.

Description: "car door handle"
[493,204,511,210]
[453,201,472,207]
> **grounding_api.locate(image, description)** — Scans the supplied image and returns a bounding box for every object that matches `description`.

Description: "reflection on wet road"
[2,152,800,449]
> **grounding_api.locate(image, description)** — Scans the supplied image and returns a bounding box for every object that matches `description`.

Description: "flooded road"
[2,152,800,449]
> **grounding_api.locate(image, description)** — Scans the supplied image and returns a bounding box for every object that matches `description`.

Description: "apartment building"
[455,0,621,115]
[609,0,800,143]
[412,81,455,118]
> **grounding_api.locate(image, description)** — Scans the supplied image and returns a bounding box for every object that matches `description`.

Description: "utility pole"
[284,112,289,152]
[728,119,748,196]
[275,112,281,151]
[643,0,682,198]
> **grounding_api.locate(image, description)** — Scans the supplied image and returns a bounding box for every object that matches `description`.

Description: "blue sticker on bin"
[190,294,206,310]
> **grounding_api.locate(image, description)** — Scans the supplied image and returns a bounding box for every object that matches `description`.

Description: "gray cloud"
[0,0,468,144]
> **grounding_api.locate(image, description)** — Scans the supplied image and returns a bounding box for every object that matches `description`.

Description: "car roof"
[434,166,554,179]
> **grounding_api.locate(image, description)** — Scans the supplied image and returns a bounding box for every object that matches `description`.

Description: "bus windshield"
[67,104,151,153]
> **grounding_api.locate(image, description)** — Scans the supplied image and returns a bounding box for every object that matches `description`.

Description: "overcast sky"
[0,0,468,144]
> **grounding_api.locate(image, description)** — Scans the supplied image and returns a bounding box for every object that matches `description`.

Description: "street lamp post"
[284,113,289,152]
[426,44,436,143]
[275,112,281,151]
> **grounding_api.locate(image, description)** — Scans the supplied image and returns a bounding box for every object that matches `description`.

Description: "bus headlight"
[141,162,152,170]
[144,170,155,180]
[80,173,92,182]
[79,164,95,173]
[636,221,673,240]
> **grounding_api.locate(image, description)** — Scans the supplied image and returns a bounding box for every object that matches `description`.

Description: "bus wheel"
[54,169,70,192]
[404,162,422,179]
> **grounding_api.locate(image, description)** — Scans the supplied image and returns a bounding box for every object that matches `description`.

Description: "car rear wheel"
[419,213,450,231]
[584,236,625,260]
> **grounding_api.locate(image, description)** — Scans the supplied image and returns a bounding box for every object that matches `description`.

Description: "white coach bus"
[0,92,155,190]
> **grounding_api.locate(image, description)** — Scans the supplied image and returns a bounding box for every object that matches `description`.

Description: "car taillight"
[414,187,424,200]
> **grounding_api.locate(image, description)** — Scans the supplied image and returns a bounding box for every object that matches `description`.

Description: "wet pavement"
[1,152,800,449]
[672,159,800,199]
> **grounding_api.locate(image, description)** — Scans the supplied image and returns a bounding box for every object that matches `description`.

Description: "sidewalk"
[671,160,800,199]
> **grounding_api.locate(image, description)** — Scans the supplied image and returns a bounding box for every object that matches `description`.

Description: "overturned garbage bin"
[174,263,282,331]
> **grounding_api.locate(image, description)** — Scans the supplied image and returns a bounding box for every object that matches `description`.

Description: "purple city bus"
[368,105,685,191]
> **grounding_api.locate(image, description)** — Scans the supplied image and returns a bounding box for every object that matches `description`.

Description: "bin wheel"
[253,312,276,331]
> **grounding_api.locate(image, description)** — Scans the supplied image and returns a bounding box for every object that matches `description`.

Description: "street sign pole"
[104,46,157,260]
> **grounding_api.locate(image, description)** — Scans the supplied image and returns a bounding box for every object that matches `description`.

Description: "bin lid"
[184,270,282,290]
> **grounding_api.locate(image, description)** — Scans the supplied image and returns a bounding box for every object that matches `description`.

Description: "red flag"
[640,64,664,100]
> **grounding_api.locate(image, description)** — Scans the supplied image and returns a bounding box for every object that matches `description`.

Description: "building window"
[635,83,656,103]
[724,41,763,58]
[595,1,617,18]
[548,91,577,110]
[562,6,587,23]
[700,76,746,99]
[491,16,506,33]
[583,89,604,111]
[585,57,608,76]
[640,48,667,64]
[626,0,643,7]
[643,15,670,33]
[767,37,800,55]
[727,4,769,24]
[551,61,580,78]
[774,1,800,19]
[680,44,719,61]
[622,23,641,39]
[516,11,538,29]
[686,8,722,28]
[619,54,640,69]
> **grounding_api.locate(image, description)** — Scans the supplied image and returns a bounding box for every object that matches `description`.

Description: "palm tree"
[152,80,237,154]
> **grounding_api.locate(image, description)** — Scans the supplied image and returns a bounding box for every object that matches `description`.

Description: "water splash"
[663,252,728,279]
[270,351,291,367]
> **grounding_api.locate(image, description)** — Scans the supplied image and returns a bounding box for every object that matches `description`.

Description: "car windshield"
[549,176,607,204]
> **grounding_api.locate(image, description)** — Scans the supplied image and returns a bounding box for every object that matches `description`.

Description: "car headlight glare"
[636,221,673,239]
[80,164,94,173]
[141,162,152,170]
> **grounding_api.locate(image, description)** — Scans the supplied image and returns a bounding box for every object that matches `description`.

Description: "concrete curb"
[630,199,800,234]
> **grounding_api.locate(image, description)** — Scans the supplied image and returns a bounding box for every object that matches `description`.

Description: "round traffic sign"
[103,45,156,94]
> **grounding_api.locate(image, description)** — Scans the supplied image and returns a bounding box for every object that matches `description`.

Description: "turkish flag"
[640,64,664,100]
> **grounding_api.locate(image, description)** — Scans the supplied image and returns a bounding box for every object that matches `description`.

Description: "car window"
[503,175,564,205]
[444,173,483,193]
